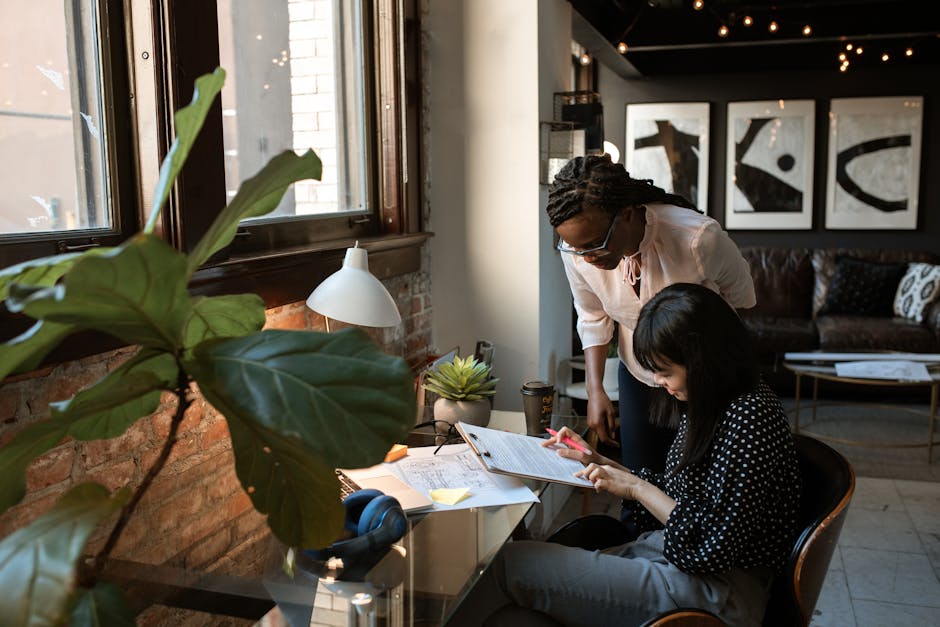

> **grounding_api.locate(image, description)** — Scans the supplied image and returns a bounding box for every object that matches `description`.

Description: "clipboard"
[455,422,593,488]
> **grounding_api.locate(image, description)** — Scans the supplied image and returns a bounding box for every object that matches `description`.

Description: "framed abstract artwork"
[725,100,815,230]
[825,96,923,230]
[625,103,709,211]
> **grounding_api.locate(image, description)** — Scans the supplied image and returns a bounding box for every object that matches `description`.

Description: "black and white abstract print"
[625,103,709,211]
[826,96,923,230]
[725,100,814,230]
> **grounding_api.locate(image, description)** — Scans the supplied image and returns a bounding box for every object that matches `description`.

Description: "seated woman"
[481,283,801,626]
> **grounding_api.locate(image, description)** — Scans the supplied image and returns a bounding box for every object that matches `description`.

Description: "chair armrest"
[639,608,724,626]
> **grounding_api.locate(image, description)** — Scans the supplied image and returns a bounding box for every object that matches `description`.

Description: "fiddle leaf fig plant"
[0,67,415,626]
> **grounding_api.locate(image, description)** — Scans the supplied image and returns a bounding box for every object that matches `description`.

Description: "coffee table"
[783,359,940,462]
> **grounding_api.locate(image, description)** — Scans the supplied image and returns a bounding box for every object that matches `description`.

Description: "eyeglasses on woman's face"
[556,213,620,257]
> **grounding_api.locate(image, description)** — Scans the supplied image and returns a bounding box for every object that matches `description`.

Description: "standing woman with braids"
[547,154,755,478]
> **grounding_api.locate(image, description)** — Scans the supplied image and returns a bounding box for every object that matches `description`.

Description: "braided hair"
[545,154,699,227]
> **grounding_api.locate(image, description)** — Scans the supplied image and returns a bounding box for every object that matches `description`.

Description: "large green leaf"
[0,420,72,516]
[145,68,226,233]
[0,319,74,380]
[226,418,345,548]
[183,294,266,351]
[186,327,415,470]
[50,350,178,436]
[10,234,192,351]
[187,149,322,274]
[0,248,113,301]
[0,484,129,627]
[0,350,175,515]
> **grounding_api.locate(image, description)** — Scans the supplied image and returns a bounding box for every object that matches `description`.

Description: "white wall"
[424,0,573,410]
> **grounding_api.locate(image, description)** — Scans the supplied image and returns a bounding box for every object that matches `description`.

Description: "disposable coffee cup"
[521,380,555,436]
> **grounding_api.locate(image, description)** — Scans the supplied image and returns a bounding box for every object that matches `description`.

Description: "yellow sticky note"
[429,487,471,505]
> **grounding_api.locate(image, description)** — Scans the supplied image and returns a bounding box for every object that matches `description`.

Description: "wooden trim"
[189,232,431,306]
[376,0,403,233]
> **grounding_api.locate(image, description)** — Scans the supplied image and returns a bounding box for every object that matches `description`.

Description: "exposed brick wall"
[0,271,431,625]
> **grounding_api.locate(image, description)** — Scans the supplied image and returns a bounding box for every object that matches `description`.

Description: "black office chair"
[545,434,856,627]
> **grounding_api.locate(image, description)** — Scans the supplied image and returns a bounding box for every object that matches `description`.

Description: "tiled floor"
[811,476,940,626]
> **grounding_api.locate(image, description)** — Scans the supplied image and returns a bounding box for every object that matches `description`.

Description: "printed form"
[389,444,539,510]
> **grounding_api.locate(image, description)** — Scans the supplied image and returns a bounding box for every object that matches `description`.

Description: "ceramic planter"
[433,397,491,431]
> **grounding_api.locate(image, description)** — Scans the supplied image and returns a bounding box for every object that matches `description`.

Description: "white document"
[388,444,539,511]
[834,360,932,382]
[456,422,594,488]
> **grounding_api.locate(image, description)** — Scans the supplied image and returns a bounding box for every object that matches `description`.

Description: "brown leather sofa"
[738,246,940,395]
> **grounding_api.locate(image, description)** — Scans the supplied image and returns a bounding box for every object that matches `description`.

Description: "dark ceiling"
[569,0,940,76]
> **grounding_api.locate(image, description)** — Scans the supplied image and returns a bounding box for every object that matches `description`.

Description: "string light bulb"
[768,20,779,33]
[693,0,705,10]
[579,52,592,66]
[846,43,854,51]
[905,47,914,57]
[617,41,629,54]
[856,46,863,55]
[718,24,730,37]
[802,25,812,36]
[742,15,753,26]
[881,52,890,62]
[838,52,847,61]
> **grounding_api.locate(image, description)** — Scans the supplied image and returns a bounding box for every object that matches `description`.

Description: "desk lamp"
[306,241,402,331]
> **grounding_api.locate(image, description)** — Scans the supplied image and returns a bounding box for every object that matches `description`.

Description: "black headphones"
[301,489,407,581]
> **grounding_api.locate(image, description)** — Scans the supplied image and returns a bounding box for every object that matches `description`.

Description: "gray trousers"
[470,530,774,627]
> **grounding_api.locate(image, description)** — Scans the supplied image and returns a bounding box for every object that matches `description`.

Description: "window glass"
[0,0,111,236]
[216,0,368,222]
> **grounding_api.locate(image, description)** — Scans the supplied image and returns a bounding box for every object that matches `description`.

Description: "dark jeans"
[617,360,676,473]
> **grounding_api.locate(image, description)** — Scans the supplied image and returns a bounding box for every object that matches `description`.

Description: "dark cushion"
[812,248,940,316]
[817,256,907,317]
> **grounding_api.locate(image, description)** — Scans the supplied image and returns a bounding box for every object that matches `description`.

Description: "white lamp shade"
[306,246,402,327]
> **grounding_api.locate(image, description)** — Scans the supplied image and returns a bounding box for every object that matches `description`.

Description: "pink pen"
[545,428,590,454]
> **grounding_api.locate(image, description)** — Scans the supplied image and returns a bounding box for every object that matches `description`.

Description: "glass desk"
[105,410,586,627]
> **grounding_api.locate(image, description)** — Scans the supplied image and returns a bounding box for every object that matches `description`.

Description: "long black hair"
[633,283,759,472]
[545,154,699,227]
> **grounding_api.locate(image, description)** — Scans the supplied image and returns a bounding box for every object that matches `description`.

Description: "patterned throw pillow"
[817,256,908,317]
[894,263,940,323]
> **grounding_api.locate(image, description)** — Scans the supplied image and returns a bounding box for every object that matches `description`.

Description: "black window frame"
[1,0,426,364]
[159,0,426,307]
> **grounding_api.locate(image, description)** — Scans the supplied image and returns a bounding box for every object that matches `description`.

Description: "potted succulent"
[0,68,414,625]
[422,355,498,429]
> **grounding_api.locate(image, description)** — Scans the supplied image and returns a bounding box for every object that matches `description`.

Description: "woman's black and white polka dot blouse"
[636,383,801,575]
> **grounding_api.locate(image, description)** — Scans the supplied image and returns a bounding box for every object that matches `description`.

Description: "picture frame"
[725,99,815,230]
[825,96,923,230]
[625,103,709,211]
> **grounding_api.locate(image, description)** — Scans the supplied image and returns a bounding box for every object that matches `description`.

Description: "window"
[1,0,422,280]
[217,0,368,220]
[1,0,424,351]
[0,0,137,265]
[147,0,423,276]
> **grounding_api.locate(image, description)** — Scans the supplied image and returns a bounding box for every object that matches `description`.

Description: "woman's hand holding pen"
[543,426,608,467]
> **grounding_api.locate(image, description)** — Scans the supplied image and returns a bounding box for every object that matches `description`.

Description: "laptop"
[336,465,434,514]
